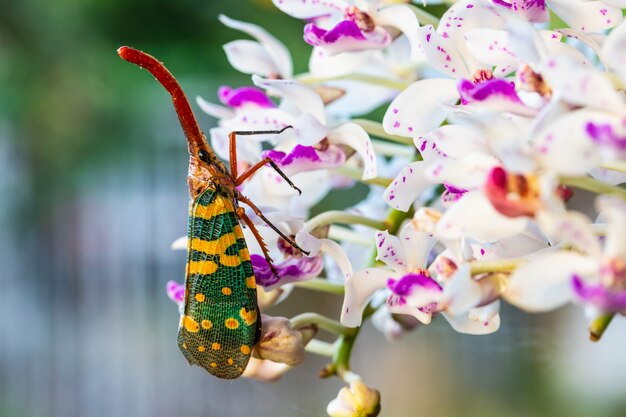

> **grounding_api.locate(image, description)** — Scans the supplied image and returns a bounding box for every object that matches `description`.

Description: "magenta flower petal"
[457,78,522,105]
[262,144,346,176]
[166,280,185,306]
[387,273,443,308]
[491,0,548,23]
[571,275,626,314]
[218,85,275,109]
[251,254,324,290]
[586,121,626,158]
[303,20,390,55]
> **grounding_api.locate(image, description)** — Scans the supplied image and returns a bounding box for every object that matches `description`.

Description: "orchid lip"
[571,274,626,314]
[218,85,275,108]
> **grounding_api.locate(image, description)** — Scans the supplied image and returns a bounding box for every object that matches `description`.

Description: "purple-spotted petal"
[251,254,324,290]
[458,77,521,104]
[548,0,623,32]
[219,15,293,78]
[387,273,443,306]
[398,221,438,271]
[341,267,392,327]
[166,280,185,306]
[572,275,626,314]
[383,78,459,138]
[383,161,433,212]
[490,0,548,22]
[464,28,521,68]
[540,56,625,112]
[304,21,391,55]
[586,121,626,159]
[327,123,377,180]
[218,86,275,109]
[417,25,471,79]
[263,144,346,176]
[442,264,483,316]
[506,251,598,312]
[426,152,499,190]
[416,125,491,161]
[375,230,409,275]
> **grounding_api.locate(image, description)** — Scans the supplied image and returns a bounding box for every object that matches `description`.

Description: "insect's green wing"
[178,185,260,379]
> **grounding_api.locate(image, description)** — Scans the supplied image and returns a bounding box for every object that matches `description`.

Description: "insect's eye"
[198,149,210,163]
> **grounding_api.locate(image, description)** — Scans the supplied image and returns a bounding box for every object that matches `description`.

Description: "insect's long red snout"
[117,46,208,154]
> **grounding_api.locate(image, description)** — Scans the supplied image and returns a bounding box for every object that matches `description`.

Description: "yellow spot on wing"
[198,345,206,352]
[201,320,212,330]
[182,316,199,333]
[227,358,234,365]
[225,318,240,329]
[221,287,232,296]
[245,276,257,289]
[240,345,251,355]
[210,362,218,368]
[195,293,205,302]
[239,307,258,326]
[212,342,221,350]
[187,260,218,275]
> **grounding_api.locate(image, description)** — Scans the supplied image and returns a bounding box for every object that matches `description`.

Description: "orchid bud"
[327,380,381,417]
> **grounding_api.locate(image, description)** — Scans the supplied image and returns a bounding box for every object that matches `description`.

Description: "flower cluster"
[165,1,625,415]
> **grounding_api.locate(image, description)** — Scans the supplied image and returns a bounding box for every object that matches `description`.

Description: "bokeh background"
[1,1,625,416]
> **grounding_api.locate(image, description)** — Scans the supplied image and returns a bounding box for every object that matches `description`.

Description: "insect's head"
[117,46,226,179]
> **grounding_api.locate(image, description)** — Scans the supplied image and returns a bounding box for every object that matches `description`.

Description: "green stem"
[600,161,626,174]
[589,313,614,342]
[306,210,388,232]
[328,225,372,246]
[470,259,523,275]
[305,339,336,357]
[560,175,626,201]
[352,119,414,145]
[371,139,415,158]
[292,277,345,295]
[334,166,393,187]
[298,73,410,90]
[291,313,355,336]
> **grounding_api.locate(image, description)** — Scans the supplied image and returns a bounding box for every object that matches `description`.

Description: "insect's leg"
[237,195,310,256]
[227,126,301,195]
[235,157,302,195]
[236,207,279,278]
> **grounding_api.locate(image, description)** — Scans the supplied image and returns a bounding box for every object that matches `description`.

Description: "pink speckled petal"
[272,0,348,20]
[209,127,263,163]
[252,75,327,125]
[540,56,625,112]
[383,161,434,212]
[506,251,598,312]
[464,28,521,67]
[219,15,293,78]
[533,110,622,176]
[304,21,391,55]
[341,267,392,327]
[442,264,483,316]
[327,123,377,180]
[383,78,459,137]
[416,125,490,161]
[548,0,622,32]
[375,230,409,275]
[417,25,471,79]
[436,191,528,243]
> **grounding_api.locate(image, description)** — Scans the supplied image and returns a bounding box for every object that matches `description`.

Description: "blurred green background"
[1,1,625,416]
